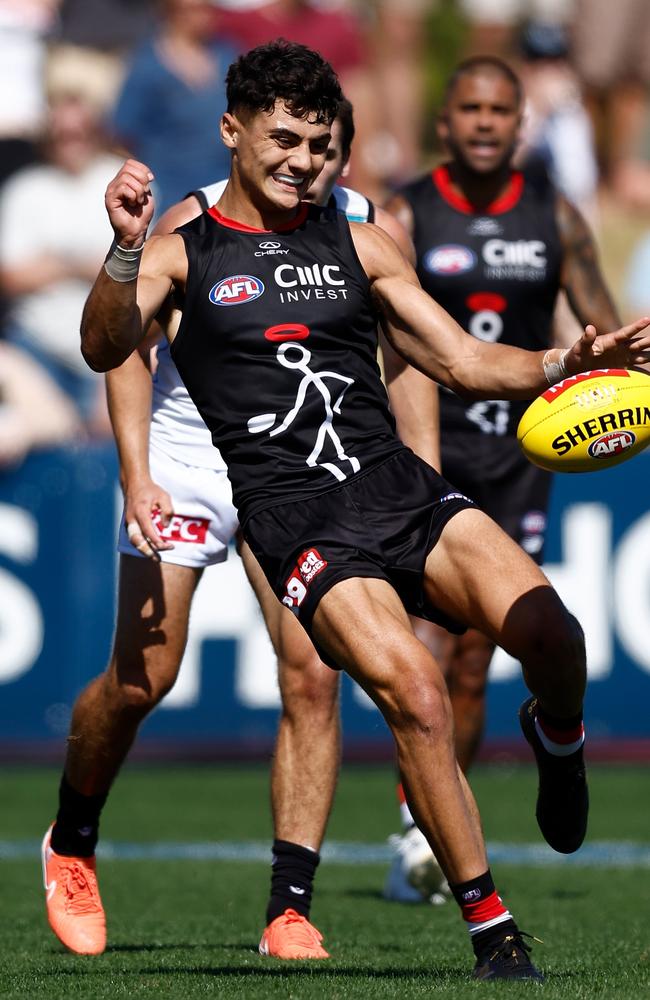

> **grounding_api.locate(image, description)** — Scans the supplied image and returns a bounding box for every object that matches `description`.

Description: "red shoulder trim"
[207,204,309,233]
[432,165,524,216]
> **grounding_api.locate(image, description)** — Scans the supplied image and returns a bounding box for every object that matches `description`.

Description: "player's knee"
[453,663,488,701]
[552,611,586,671]
[106,653,178,716]
[109,675,162,717]
[279,651,339,720]
[451,635,493,699]
[520,599,585,671]
[384,663,453,744]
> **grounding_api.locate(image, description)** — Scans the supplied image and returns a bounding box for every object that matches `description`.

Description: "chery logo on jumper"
[209,275,265,306]
[255,241,289,257]
[150,512,210,543]
[424,244,476,275]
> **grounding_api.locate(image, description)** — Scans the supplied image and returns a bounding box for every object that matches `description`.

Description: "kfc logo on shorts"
[424,244,476,275]
[282,548,328,609]
[209,274,265,306]
[151,512,210,544]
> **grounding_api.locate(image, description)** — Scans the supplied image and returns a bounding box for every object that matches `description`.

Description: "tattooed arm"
[555,196,621,345]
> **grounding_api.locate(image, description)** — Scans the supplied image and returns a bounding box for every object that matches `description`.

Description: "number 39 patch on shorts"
[282,548,328,609]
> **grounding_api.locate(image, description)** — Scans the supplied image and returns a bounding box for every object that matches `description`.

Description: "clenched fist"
[105,159,156,248]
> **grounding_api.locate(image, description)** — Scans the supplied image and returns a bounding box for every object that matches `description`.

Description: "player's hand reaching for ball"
[105,159,156,248]
[565,317,650,374]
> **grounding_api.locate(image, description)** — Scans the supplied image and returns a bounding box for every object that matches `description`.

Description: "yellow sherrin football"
[517,369,650,472]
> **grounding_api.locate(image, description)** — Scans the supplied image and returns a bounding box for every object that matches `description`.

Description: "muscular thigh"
[312,576,445,710]
[112,554,202,682]
[423,507,561,657]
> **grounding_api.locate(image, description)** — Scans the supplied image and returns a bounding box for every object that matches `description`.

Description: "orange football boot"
[41,825,106,955]
[259,908,330,959]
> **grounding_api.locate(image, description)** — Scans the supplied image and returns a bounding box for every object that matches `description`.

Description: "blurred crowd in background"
[2,0,650,468]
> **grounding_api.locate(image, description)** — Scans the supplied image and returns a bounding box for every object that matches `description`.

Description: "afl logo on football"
[588,430,636,458]
[209,274,265,306]
[424,244,476,275]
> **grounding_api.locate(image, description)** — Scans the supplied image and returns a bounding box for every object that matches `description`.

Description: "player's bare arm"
[555,195,621,340]
[80,160,187,372]
[374,205,416,266]
[108,190,205,556]
[382,192,415,241]
[106,344,175,558]
[351,222,650,395]
[373,207,440,467]
[381,332,440,469]
[153,193,204,236]
[106,188,197,558]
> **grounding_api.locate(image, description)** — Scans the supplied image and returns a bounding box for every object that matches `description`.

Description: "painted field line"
[1,839,650,867]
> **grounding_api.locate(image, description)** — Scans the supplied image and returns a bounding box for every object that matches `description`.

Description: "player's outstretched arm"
[352,223,650,397]
[80,160,186,372]
[562,320,650,373]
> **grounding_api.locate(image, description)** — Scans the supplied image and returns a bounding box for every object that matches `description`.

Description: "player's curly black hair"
[336,98,355,161]
[226,40,343,125]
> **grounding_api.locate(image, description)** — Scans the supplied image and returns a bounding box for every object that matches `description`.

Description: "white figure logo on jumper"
[247,341,360,481]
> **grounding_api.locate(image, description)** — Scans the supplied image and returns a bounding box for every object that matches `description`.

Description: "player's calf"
[520,696,588,854]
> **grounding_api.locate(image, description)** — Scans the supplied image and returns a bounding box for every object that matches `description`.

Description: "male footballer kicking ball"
[79,41,650,980]
[41,97,432,961]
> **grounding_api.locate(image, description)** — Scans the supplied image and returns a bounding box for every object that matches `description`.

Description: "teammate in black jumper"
[80,41,650,981]
[384,56,622,892]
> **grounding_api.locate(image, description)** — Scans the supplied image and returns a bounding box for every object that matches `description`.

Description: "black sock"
[50,775,108,858]
[266,839,320,924]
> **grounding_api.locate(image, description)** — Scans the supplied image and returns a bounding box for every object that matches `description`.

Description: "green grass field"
[1,763,649,999]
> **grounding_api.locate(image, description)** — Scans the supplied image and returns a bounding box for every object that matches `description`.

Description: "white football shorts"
[117,441,239,568]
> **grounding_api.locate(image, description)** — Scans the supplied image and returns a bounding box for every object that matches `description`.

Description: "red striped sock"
[450,870,512,935]
[535,705,585,756]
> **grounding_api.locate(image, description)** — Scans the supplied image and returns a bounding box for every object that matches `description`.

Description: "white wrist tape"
[542,348,569,386]
[104,241,144,282]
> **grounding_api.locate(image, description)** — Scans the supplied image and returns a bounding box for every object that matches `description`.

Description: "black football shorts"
[440,431,552,565]
[243,448,475,637]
